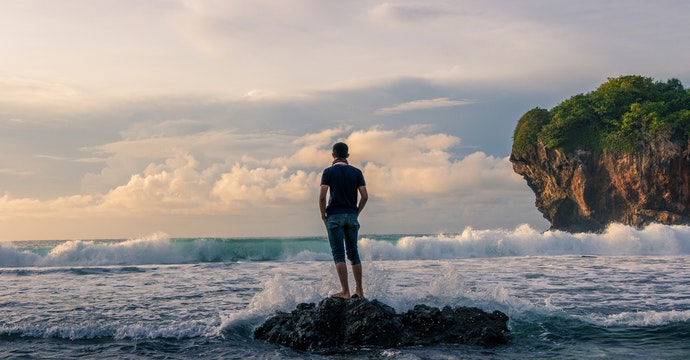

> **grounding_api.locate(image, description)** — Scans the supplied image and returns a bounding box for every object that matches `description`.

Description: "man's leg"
[352,263,363,298]
[334,262,350,299]
[343,214,363,298]
[326,215,350,299]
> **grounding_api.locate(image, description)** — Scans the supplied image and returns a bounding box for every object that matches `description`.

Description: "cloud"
[35,154,106,164]
[212,165,317,206]
[0,168,34,176]
[0,126,543,239]
[0,77,94,114]
[14,0,690,239]
[367,2,456,24]
[170,0,578,93]
[345,128,520,201]
[375,97,475,115]
[91,126,466,215]
[0,193,98,220]
[272,127,350,168]
[4,0,689,107]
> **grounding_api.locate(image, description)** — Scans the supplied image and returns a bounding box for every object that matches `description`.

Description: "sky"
[1,0,690,240]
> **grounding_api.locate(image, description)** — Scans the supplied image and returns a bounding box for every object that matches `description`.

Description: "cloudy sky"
[1,0,689,240]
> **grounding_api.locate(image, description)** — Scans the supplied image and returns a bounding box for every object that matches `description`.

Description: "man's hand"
[319,184,329,223]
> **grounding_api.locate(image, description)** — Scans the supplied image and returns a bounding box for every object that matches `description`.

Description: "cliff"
[510,75,690,232]
[510,135,690,232]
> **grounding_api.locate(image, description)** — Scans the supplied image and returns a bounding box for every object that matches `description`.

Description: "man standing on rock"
[319,142,368,299]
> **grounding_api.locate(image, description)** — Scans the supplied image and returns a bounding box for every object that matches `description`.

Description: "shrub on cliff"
[512,75,690,154]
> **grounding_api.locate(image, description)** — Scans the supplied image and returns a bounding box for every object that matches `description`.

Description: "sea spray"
[219,266,328,336]
[219,258,413,335]
[0,242,41,267]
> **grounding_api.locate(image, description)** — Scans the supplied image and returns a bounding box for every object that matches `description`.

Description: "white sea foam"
[40,232,183,267]
[218,266,329,334]
[0,243,41,266]
[360,223,690,260]
[588,309,690,327]
[1,321,216,340]
[2,223,690,268]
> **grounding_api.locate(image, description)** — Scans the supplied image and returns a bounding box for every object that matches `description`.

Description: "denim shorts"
[325,213,361,265]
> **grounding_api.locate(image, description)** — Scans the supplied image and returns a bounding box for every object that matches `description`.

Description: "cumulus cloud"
[212,165,317,206]
[90,126,472,215]
[348,129,520,200]
[0,193,98,220]
[97,154,216,214]
[0,126,542,239]
[271,127,348,169]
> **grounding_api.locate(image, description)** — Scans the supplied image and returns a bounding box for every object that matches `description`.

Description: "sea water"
[1,223,690,359]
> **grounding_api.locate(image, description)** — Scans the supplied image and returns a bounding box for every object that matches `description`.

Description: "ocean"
[1,223,690,359]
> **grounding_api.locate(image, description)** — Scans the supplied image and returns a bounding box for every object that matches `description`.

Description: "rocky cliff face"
[510,136,690,232]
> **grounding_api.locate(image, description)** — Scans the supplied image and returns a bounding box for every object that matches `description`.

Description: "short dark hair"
[332,142,349,158]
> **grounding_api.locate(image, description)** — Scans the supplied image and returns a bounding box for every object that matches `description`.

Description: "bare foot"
[329,291,350,299]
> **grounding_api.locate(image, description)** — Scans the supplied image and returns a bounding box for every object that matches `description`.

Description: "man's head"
[332,142,349,158]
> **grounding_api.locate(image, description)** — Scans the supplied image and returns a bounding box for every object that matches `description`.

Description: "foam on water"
[42,232,184,266]
[590,309,690,327]
[217,261,348,334]
[0,243,42,267]
[361,223,690,260]
[1,320,219,341]
[2,251,689,359]
[2,223,690,267]
[219,259,528,335]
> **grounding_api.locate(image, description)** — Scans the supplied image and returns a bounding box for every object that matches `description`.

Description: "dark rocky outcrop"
[253,297,510,351]
[510,135,690,232]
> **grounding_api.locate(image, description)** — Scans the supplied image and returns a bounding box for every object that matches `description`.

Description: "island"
[510,75,690,232]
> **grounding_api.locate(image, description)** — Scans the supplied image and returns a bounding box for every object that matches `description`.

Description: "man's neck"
[332,157,348,165]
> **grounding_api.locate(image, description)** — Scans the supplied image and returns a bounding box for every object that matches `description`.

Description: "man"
[319,142,368,299]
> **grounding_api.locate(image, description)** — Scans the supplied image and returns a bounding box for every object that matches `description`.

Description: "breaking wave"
[2,223,690,268]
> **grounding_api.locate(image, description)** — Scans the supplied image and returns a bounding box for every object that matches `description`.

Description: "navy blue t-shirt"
[320,164,366,216]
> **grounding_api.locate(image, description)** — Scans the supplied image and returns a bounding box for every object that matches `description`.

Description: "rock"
[253,297,510,351]
[510,135,690,232]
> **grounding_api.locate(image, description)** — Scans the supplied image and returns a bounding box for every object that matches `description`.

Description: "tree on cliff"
[513,75,690,154]
[510,75,690,232]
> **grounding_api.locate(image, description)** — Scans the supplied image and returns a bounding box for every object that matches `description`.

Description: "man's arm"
[357,186,368,216]
[319,184,329,222]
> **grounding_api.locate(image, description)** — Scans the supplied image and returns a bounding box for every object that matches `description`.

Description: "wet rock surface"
[253,297,510,351]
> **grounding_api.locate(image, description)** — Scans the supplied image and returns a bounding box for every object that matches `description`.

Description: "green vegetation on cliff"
[512,75,690,154]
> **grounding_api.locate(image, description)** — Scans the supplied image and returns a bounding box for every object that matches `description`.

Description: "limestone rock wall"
[510,137,690,232]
